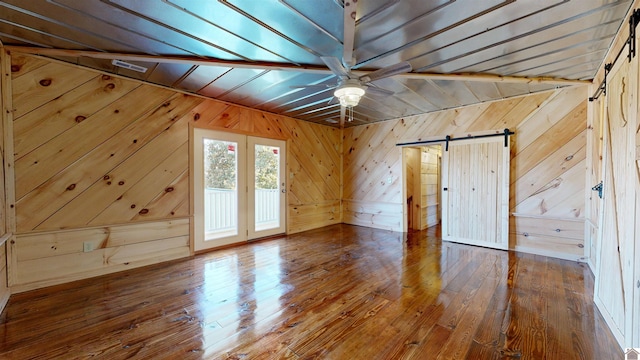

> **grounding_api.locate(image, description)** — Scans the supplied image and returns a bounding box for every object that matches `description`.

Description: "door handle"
[591,181,603,199]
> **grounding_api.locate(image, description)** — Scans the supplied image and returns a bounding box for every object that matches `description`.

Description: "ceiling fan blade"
[360,61,412,82]
[321,56,349,77]
[340,106,346,127]
[342,0,357,67]
[365,86,395,97]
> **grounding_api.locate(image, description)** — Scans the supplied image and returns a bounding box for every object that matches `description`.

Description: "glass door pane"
[193,129,246,251]
[248,137,286,239]
[253,144,280,231]
[203,138,239,240]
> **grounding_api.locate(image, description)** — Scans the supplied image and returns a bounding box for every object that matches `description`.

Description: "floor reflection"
[0,224,621,359]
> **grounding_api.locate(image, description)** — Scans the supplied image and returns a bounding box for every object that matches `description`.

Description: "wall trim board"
[10,219,191,292]
[510,213,585,222]
[343,199,403,232]
[513,245,586,263]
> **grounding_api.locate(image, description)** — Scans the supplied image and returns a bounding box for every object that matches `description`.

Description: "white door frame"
[191,128,287,252]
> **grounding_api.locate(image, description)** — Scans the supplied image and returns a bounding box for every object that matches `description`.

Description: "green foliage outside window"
[204,140,236,189]
[204,140,279,190]
[254,145,279,190]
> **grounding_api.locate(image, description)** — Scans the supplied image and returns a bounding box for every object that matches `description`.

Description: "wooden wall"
[0,43,13,313]
[7,51,340,292]
[343,85,588,260]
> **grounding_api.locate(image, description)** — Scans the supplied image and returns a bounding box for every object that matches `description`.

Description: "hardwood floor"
[0,224,622,359]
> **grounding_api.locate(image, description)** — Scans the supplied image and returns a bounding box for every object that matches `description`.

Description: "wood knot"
[66,184,76,191]
[75,115,86,123]
[114,109,120,114]
[118,181,125,185]
[133,139,137,143]
[10,64,21,73]
[101,75,111,80]
[138,209,149,215]
[39,78,52,87]
[565,155,574,161]
[193,113,200,121]
[165,187,174,192]
[130,204,136,209]
[103,175,110,180]
[104,83,115,90]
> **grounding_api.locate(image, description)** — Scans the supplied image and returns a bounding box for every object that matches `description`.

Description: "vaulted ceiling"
[0,0,633,126]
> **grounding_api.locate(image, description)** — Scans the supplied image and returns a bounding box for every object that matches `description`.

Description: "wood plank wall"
[343,85,588,260]
[7,52,340,292]
[0,43,13,313]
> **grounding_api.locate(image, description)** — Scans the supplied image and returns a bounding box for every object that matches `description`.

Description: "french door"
[441,136,509,250]
[193,129,286,251]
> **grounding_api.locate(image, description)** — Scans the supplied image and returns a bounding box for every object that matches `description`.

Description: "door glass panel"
[203,138,238,240]
[254,144,280,231]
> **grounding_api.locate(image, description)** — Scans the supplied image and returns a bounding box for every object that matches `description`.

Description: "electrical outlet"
[83,241,93,253]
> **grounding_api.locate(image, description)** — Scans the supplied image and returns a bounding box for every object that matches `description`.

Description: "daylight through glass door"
[193,129,286,251]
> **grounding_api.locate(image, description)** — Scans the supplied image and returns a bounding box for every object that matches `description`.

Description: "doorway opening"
[403,145,442,231]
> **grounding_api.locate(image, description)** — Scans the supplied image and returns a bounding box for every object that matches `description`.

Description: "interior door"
[193,129,286,252]
[441,136,509,250]
[594,55,636,347]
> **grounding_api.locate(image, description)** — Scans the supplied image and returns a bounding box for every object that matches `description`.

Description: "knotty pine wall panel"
[8,53,340,291]
[344,86,588,260]
[193,99,342,234]
[0,47,14,313]
[12,219,190,292]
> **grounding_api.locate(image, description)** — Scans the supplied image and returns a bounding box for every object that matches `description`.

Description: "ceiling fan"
[294,0,413,126]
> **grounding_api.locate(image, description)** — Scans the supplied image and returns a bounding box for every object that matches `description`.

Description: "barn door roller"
[590,8,640,101]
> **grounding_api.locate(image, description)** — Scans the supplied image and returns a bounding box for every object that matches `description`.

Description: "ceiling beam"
[5,46,591,86]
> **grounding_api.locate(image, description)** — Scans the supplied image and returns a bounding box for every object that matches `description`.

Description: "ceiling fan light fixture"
[334,85,365,107]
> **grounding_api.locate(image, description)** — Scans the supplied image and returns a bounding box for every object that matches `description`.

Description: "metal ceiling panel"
[0,0,633,127]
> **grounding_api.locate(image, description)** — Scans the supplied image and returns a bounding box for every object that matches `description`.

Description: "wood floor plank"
[0,224,623,359]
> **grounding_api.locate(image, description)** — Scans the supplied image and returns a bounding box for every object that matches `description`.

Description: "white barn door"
[594,54,637,348]
[441,136,509,250]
